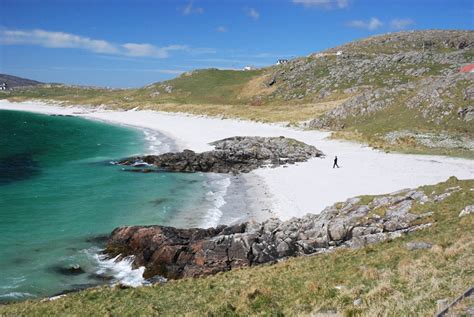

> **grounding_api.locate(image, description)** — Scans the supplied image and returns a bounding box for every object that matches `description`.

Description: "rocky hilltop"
[106,178,468,280]
[267,31,472,102]
[119,136,324,174]
[264,30,473,154]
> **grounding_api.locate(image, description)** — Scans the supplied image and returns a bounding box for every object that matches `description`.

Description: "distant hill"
[0,74,43,89]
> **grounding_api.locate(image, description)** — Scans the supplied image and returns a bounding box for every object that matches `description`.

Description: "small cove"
[0,110,229,301]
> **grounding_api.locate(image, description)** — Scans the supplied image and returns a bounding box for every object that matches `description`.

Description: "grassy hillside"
[139,69,264,105]
[1,30,473,156]
[1,177,473,316]
[2,69,338,123]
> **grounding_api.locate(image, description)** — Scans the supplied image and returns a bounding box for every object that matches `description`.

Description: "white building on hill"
[276,59,288,65]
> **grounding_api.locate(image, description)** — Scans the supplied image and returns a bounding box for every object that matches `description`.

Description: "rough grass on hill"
[141,69,264,105]
[1,177,473,316]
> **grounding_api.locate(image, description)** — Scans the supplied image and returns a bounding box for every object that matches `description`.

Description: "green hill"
[2,30,473,156]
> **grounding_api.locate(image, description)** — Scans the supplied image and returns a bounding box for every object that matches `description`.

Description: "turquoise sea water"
[0,110,215,301]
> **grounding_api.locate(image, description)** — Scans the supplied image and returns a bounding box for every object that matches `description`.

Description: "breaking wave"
[85,248,148,288]
[200,175,231,228]
[143,129,171,154]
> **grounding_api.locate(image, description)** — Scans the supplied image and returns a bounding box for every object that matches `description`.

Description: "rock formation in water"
[118,136,324,174]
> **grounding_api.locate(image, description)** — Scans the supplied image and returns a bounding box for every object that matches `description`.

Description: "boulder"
[405,241,432,251]
[459,205,474,217]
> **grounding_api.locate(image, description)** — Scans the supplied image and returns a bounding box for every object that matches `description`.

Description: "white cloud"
[292,0,349,9]
[181,1,204,15]
[347,17,383,31]
[244,7,260,20]
[122,43,188,58]
[0,28,214,59]
[186,47,217,55]
[216,26,228,33]
[0,29,118,53]
[390,18,415,30]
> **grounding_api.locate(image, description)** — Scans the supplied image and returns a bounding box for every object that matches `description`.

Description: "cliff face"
[106,181,464,280]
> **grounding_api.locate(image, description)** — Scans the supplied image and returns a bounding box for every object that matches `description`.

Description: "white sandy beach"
[1,100,473,222]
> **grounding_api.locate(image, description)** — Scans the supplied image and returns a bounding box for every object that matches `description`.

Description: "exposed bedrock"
[118,136,324,174]
[106,183,464,280]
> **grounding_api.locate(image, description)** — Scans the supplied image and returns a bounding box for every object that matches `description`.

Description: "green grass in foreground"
[1,178,473,316]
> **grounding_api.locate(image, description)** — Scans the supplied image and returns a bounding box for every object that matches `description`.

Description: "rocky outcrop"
[106,185,452,280]
[406,241,432,251]
[118,136,324,174]
[308,73,473,130]
[459,205,474,217]
[458,106,474,122]
[383,130,474,151]
[268,31,473,103]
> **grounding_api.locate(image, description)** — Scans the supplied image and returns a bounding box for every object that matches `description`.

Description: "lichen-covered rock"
[406,241,432,250]
[458,106,474,122]
[459,205,474,217]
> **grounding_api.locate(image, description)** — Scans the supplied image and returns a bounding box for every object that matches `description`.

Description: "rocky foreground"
[106,179,469,280]
[119,136,324,174]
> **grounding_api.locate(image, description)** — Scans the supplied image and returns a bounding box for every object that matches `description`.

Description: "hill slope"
[2,30,473,156]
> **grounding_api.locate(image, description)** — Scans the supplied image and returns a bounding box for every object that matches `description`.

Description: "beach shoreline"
[1,99,473,222]
[0,100,275,227]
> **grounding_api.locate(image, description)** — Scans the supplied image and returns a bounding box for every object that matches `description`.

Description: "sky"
[0,0,473,88]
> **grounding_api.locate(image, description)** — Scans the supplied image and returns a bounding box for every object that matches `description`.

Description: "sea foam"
[85,248,148,288]
[200,174,231,228]
[143,129,171,154]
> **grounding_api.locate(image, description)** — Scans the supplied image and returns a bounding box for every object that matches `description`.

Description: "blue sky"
[0,0,472,87]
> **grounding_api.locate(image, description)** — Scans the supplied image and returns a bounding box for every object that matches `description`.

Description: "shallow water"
[0,110,224,301]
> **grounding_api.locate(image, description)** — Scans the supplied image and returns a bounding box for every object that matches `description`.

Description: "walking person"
[333,156,340,168]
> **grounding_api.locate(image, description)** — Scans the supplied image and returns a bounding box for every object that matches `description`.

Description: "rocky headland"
[118,136,324,174]
[106,180,466,280]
